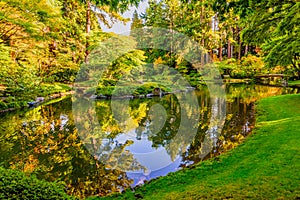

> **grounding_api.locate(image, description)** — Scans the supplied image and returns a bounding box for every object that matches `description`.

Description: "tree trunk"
[228,26,234,59]
[85,0,91,63]
[238,42,241,60]
[238,29,242,60]
[245,45,248,55]
[200,2,204,66]
[219,43,222,61]
[201,39,205,66]
[227,40,231,59]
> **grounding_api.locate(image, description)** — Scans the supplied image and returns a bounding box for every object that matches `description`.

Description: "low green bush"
[0,167,75,200]
[96,82,171,97]
[133,82,170,95]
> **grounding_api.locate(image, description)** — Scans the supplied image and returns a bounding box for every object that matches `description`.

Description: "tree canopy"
[242,0,300,76]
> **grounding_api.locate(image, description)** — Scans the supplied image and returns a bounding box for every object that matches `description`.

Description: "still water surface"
[0,84,298,198]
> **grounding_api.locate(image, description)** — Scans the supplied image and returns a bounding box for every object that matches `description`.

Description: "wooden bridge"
[254,74,288,86]
[255,74,287,78]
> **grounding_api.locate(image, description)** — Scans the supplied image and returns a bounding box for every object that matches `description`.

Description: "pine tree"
[131,10,143,32]
[242,0,300,77]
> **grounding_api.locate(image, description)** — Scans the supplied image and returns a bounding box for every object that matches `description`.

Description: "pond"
[0,84,298,198]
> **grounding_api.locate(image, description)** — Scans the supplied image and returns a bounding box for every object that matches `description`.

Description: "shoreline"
[0,91,75,114]
[2,80,299,113]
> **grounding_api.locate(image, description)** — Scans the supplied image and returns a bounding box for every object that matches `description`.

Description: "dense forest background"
[0,0,299,109]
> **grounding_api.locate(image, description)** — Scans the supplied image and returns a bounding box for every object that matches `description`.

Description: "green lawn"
[92,94,300,199]
[39,83,72,96]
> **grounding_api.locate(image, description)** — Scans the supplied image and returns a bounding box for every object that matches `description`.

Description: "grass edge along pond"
[91,93,300,200]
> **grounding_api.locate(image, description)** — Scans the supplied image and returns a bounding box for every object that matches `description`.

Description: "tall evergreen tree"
[242,0,300,77]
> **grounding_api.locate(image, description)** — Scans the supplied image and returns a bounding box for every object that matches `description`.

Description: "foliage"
[140,0,300,83]
[0,167,74,200]
[0,0,146,110]
[91,35,147,96]
[0,0,78,106]
[99,50,146,85]
[139,0,259,87]
[242,0,300,77]
[216,55,267,78]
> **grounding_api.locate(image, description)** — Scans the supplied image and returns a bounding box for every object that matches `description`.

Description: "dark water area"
[0,84,298,198]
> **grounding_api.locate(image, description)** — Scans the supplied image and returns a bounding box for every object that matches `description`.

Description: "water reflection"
[0,84,298,197]
[0,98,132,198]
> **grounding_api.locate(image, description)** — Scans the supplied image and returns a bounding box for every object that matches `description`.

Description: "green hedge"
[0,167,75,200]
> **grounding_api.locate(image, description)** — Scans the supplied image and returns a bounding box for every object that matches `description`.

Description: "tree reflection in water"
[0,98,133,198]
[0,84,298,198]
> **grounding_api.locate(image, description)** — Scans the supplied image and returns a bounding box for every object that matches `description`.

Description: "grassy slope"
[93,94,300,200]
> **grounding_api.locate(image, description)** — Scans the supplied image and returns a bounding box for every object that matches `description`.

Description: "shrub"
[133,82,169,95]
[0,167,75,200]
[240,54,266,77]
[96,86,115,96]
[216,55,267,79]
[0,101,7,110]
[216,59,238,77]
[96,82,171,97]
[52,68,78,83]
